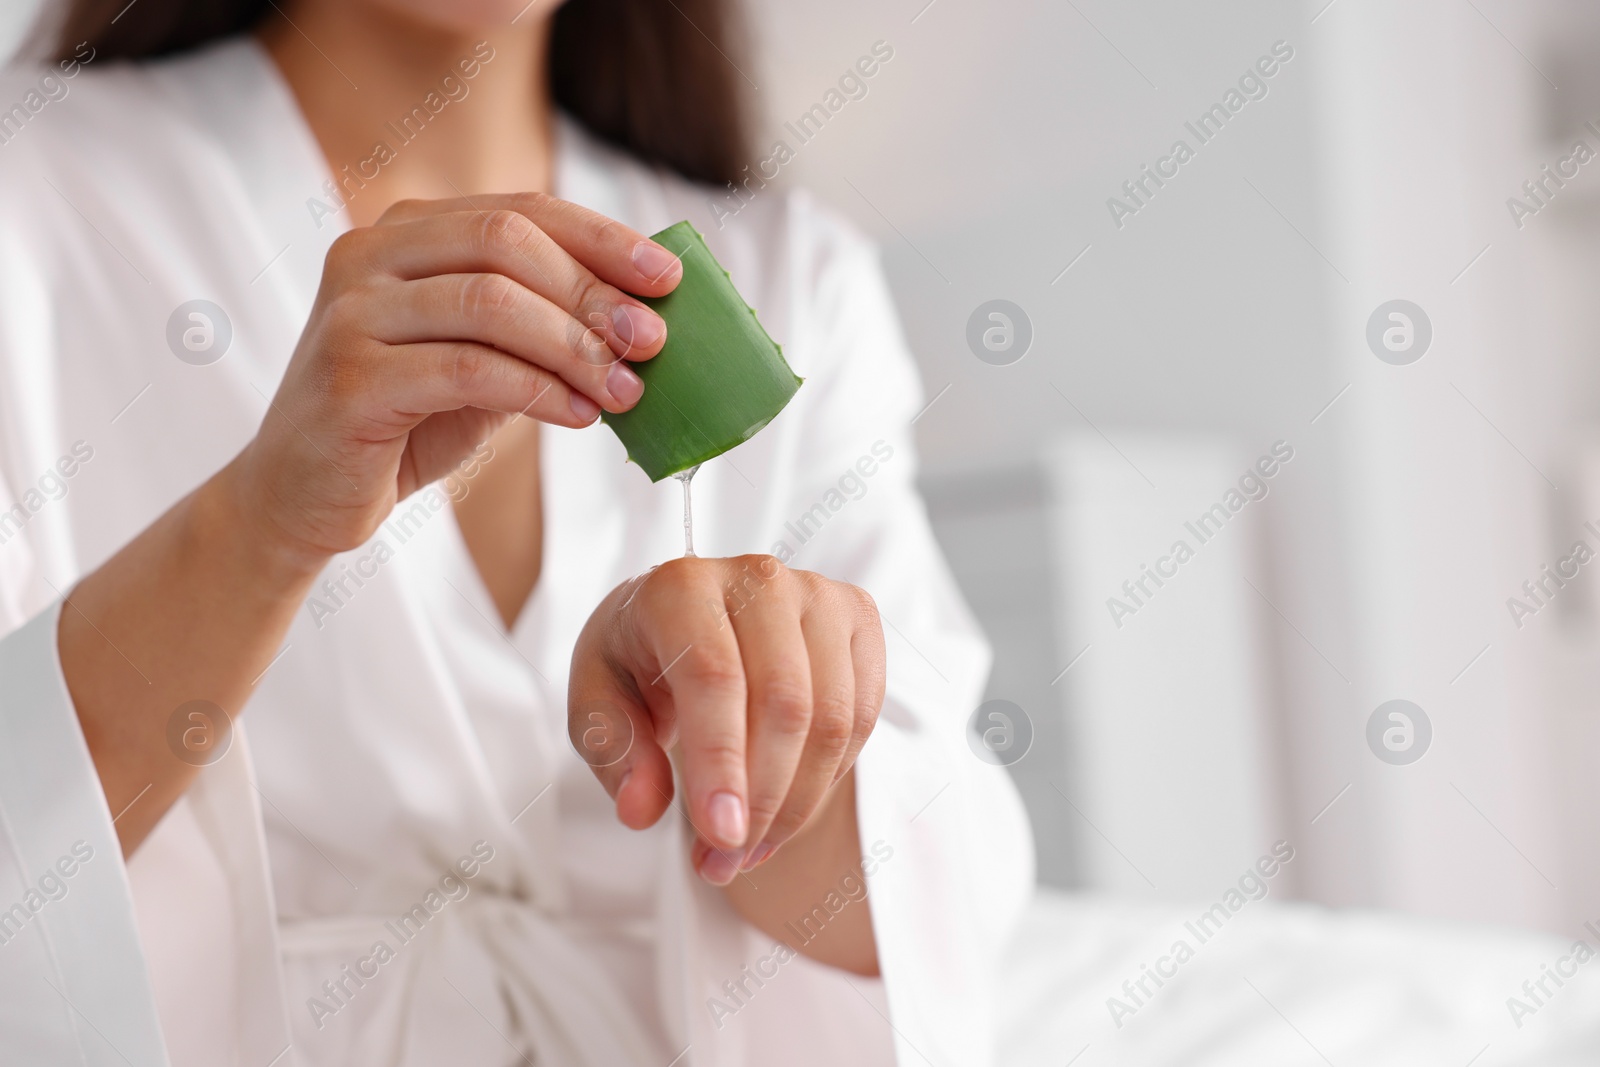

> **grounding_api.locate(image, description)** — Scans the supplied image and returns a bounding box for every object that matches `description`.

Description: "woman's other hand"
[568,556,887,886]
[238,193,681,567]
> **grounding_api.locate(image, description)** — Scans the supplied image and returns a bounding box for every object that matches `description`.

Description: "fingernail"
[606,362,644,407]
[740,843,774,870]
[616,769,632,802]
[570,391,601,422]
[698,847,738,886]
[633,240,682,284]
[612,304,665,353]
[706,791,747,847]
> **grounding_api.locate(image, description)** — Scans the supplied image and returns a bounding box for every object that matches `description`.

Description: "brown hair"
[41,0,749,186]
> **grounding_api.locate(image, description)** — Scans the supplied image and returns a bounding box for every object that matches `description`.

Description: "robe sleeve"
[0,140,173,1059]
[0,526,171,1065]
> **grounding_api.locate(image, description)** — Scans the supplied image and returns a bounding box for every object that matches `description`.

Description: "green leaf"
[600,221,803,482]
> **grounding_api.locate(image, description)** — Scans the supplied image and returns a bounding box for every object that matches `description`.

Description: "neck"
[259,4,555,227]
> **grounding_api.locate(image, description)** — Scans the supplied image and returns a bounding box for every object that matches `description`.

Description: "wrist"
[196,454,332,595]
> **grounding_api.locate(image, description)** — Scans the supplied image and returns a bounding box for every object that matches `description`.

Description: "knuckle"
[642,558,684,600]
[854,674,886,724]
[379,197,430,223]
[790,567,830,601]
[319,287,368,332]
[812,685,856,747]
[651,555,707,595]
[814,718,854,761]
[440,341,489,392]
[568,281,616,365]
[571,322,611,368]
[475,208,541,256]
[680,645,746,697]
[585,210,625,251]
[721,555,786,614]
[691,735,746,772]
[632,571,673,619]
[739,552,785,575]
[513,190,556,215]
[325,227,376,274]
[757,677,812,734]
[515,362,556,408]
[458,272,522,323]
[735,554,789,590]
[571,273,613,321]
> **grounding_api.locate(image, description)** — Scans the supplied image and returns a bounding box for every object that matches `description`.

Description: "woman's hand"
[238,193,682,567]
[65,193,681,856]
[568,555,886,885]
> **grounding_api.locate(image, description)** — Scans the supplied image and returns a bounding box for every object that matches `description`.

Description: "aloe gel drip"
[674,464,700,557]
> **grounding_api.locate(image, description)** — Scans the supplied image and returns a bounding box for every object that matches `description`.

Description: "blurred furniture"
[923,434,1279,900]
[997,888,1600,1067]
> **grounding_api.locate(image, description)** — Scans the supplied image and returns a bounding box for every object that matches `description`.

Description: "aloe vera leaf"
[600,221,802,482]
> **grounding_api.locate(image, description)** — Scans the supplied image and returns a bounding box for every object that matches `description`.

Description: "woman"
[0,0,1032,1064]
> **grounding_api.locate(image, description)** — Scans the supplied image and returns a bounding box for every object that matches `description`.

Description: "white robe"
[0,37,1033,1067]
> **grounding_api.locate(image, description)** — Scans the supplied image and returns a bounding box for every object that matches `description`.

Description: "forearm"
[59,452,322,856]
[719,770,879,976]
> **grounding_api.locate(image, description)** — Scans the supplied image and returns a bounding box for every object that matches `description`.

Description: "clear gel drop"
[673,464,700,557]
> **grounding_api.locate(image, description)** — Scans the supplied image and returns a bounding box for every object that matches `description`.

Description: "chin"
[357,0,569,33]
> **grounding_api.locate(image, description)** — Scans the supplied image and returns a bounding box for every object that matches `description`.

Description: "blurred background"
[732,0,1600,946]
[6,0,1599,943]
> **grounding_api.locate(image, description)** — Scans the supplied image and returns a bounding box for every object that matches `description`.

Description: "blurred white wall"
[0,4,32,61]
[750,0,1330,470]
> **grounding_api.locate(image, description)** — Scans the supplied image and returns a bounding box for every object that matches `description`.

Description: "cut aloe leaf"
[600,221,802,482]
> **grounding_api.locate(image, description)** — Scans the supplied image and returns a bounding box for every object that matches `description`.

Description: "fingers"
[571,559,886,889]
[374,193,683,296]
[838,589,886,782]
[724,559,813,859]
[507,193,686,294]
[346,211,670,364]
[571,697,676,832]
[369,275,645,414]
[387,341,601,427]
[633,562,751,858]
[745,597,855,865]
[566,581,677,831]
